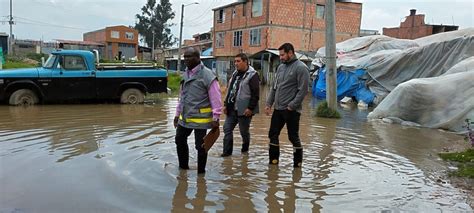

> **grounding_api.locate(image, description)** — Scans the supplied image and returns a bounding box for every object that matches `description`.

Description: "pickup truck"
[0,50,168,105]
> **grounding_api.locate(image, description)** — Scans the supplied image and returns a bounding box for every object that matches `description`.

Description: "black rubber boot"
[197,152,207,174]
[293,148,303,168]
[241,142,249,153]
[176,146,189,170]
[269,144,280,165]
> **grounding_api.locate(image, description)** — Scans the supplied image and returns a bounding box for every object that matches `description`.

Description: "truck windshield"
[43,54,57,69]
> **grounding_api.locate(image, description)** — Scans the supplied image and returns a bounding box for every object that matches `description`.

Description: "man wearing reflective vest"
[174,47,222,174]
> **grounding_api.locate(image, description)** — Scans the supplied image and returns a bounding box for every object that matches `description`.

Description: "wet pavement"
[0,89,472,212]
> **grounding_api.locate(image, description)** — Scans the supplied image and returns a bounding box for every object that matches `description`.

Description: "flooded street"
[0,89,472,212]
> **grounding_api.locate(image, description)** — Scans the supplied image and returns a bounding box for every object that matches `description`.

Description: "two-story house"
[84,25,139,60]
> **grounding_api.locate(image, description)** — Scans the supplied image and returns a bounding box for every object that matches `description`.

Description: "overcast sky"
[0,0,472,47]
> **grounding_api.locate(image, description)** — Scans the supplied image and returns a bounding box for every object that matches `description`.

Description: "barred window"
[233,31,242,47]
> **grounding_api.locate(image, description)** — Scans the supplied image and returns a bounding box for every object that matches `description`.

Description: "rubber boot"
[269,144,280,165]
[241,142,249,153]
[177,147,189,170]
[293,148,303,168]
[197,152,207,174]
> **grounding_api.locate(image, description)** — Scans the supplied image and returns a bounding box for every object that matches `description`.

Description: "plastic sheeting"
[312,35,417,104]
[313,28,474,102]
[313,28,474,132]
[366,34,474,99]
[368,70,474,132]
[415,28,474,47]
[312,68,375,104]
[314,35,417,71]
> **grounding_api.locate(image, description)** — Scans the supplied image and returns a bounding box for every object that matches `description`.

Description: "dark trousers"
[175,125,208,173]
[223,109,252,155]
[268,109,303,166]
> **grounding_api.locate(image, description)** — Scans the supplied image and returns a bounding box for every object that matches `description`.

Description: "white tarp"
[314,35,418,70]
[368,68,474,132]
[314,28,474,132]
[414,28,474,47]
[366,34,474,99]
[367,31,474,132]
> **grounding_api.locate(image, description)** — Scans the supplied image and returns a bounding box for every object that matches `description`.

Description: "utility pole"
[152,30,155,61]
[325,0,337,110]
[177,4,185,72]
[8,0,14,55]
[177,2,198,72]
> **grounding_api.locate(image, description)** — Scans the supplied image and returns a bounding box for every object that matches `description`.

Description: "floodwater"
[0,89,472,212]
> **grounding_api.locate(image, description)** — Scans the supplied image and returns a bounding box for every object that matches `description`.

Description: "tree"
[135,0,176,48]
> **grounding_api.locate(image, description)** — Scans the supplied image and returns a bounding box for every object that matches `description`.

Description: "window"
[243,3,246,16]
[125,32,134,40]
[218,9,225,23]
[43,54,57,69]
[232,8,236,18]
[252,0,262,17]
[233,31,242,47]
[316,4,325,19]
[62,55,87,70]
[249,28,261,46]
[111,31,120,39]
[216,32,225,48]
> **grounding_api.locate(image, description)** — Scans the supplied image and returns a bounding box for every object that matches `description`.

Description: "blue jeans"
[222,109,253,155]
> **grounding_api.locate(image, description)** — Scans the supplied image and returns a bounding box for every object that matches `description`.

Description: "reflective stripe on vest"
[179,114,213,124]
[199,107,212,113]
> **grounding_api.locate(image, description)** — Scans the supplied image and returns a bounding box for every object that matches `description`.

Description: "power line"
[186,0,218,21]
[184,16,213,27]
[14,16,92,31]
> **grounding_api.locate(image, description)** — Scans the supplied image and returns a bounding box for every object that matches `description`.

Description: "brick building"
[83,25,139,60]
[383,9,459,39]
[212,0,362,84]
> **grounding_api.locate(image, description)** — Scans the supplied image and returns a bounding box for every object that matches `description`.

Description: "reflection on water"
[0,90,471,212]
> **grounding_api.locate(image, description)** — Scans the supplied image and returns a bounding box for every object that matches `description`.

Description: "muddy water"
[0,91,471,212]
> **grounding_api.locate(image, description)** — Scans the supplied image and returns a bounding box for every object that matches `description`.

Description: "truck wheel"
[120,88,144,104]
[9,89,39,106]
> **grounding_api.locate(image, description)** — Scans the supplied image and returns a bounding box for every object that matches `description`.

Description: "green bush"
[2,60,36,69]
[26,53,48,62]
[316,100,341,118]
[168,72,182,93]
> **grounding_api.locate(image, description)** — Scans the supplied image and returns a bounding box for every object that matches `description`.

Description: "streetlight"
[177,1,199,72]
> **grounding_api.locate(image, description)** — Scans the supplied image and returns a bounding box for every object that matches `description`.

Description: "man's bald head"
[183,47,201,70]
[184,47,200,58]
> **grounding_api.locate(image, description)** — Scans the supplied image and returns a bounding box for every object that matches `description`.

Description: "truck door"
[51,55,96,100]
